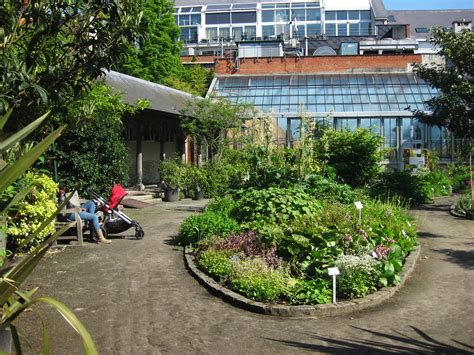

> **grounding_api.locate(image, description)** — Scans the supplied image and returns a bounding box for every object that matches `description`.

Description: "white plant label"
[354,201,363,210]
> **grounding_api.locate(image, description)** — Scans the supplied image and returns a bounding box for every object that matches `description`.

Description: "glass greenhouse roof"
[210,73,438,115]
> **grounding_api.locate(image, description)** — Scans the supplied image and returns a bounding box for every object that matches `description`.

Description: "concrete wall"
[126,140,180,185]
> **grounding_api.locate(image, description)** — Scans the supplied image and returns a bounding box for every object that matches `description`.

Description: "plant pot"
[193,191,205,200]
[163,188,180,202]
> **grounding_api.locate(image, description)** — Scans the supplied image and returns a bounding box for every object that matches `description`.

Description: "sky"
[383,0,474,10]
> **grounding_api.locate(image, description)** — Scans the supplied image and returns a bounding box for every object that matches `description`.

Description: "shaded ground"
[17,197,474,354]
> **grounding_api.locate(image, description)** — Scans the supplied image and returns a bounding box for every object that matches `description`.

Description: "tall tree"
[118,0,182,84]
[0,0,141,128]
[412,28,473,139]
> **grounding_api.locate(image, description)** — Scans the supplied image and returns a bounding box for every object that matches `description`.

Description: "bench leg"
[76,218,84,246]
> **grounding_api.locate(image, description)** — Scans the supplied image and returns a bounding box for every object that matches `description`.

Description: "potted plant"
[189,166,207,200]
[159,160,186,202]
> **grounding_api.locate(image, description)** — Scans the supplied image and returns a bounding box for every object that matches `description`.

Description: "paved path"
[18,197,473,354]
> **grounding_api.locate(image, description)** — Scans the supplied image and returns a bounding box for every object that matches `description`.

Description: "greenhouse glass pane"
[289,96,299,104]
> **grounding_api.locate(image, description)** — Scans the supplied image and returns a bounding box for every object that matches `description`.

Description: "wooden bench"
[54,207,84,246]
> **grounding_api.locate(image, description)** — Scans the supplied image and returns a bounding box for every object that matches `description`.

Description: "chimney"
[452,19,472,32]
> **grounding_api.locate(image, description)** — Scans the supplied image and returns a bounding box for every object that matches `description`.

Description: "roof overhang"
[104,70,202,116]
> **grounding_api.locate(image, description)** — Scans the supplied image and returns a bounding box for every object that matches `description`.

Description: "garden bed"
[184,244,421,317]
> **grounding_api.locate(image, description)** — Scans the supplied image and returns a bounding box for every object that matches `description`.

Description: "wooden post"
[136,122,145,191]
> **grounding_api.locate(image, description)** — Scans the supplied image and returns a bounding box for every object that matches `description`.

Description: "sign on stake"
[328,267,340,304]
[354,201,363,225]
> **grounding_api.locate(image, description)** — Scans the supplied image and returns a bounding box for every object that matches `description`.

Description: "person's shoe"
[96,229,112,244]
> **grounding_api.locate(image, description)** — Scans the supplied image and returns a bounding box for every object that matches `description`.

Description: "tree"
[180,98,249,160]
[412,28,474,139]
[117,0,182,84]
[0,0,141,128]
[117,1,213,96]
[48,84,146,196]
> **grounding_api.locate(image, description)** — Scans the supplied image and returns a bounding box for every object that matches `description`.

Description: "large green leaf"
[7,295,98,355]
[0,108,13,130]
[0,223,71,306]
[0,111,50,153]
[0,183,34,215]
[0,126,64,194]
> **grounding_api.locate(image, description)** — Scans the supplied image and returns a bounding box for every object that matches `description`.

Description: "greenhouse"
[209,72,466,165]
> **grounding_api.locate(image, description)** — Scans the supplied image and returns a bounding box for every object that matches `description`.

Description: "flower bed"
[178,190,418,305]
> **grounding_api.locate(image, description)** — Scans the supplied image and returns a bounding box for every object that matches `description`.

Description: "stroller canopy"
[108,184,128,210]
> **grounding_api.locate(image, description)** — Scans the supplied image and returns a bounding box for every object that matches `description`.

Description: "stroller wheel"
[135,226,144,240]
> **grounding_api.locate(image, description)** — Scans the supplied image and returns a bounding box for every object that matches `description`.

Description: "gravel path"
[18,197,474,354]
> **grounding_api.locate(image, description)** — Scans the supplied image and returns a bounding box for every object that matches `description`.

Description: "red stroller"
[87,184,144,240]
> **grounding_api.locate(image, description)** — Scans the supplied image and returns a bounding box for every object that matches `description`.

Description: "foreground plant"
[0,110,97,353]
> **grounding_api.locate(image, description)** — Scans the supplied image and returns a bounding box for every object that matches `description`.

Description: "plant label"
[354,201,363,210]
[328,267,340,276]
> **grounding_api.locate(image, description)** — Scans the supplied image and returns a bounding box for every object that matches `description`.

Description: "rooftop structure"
[173,0,473,56]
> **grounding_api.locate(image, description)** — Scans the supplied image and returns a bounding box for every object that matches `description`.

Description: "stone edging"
[449,204,466,218]
[184,244,421,317]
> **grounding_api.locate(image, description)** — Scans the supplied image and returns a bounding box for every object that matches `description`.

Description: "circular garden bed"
[177,185,420,313]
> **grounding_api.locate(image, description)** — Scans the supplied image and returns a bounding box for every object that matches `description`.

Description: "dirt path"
[18,197,473,354]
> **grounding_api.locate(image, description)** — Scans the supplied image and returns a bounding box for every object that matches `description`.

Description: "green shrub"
[235,187,323,224]
[202,160,248,198]
[371,170,451,205]
[205,196,237,216]
[317,128,384,187]
[177,211,240,246]
[230,257,289,302]
[6,172,58,253]
[448,163,471,193]
[303,173,357,204]
[424,171,452,197]
[335,254,381,299]
[50,84,133,196]
[286,278,332,305]
[159,159,188,190]
[195,248,235,282]
[370,170,431,205]
[455,193,472,214]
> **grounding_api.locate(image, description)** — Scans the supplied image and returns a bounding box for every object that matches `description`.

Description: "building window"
[325,23,336,36]
[338,23,348,36]
[307,24,321,37]
[206,12,230,25]
[232,11,257,24]
[415,27,429,33]
[325,11,336,21]
[263,25,275,39]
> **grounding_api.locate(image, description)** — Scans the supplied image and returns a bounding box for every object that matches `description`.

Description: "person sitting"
[58,184,111,244]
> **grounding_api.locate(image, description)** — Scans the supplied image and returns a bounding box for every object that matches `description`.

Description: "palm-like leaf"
[0,126,64,194]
